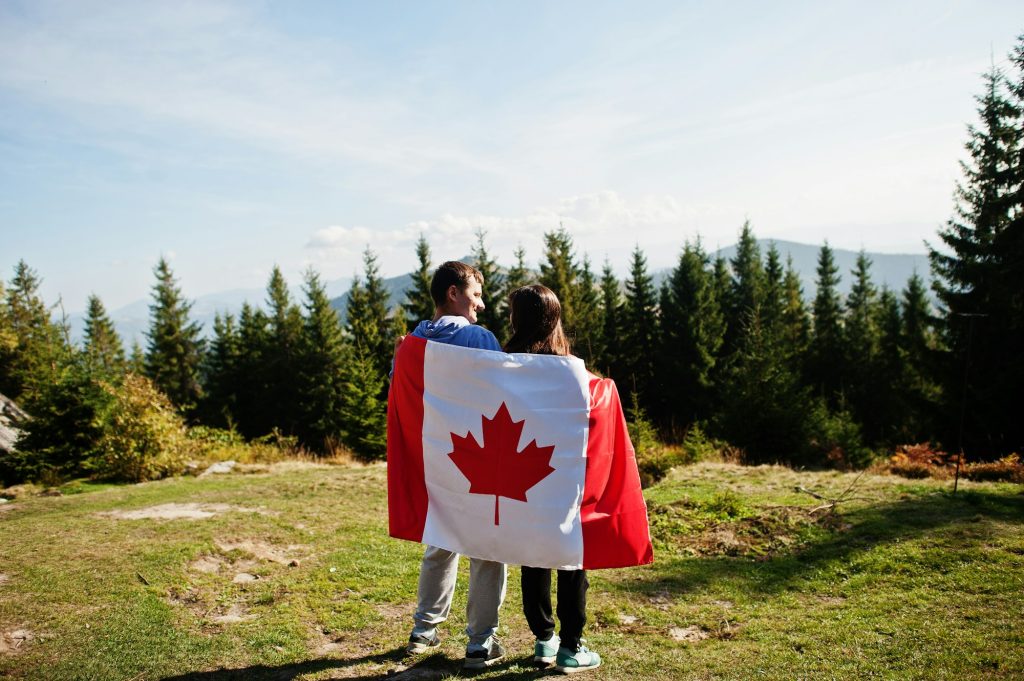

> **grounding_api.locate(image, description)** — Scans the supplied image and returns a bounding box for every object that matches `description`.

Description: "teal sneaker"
[534,634,559,664]
[554,643,601,674]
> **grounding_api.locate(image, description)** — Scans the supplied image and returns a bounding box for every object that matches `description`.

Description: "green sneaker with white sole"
[554,643,601,674]
[534,634,559,664]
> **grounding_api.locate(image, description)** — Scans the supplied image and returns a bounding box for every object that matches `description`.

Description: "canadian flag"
[387,335,653,570]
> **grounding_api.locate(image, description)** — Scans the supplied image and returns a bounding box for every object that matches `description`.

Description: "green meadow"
[1,462,1021,680]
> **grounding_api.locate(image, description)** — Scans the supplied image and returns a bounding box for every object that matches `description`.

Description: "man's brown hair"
[430,261,484,308]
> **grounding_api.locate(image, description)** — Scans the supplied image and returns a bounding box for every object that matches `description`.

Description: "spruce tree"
[808,243,845,405]
[234,303,271,438]
[929,63,1022,456]
[296,269,349,452]
[2,261,67,401]
[781,256,811,366]
[900,273,941,441]
[403,233,435,329]
[498,245,532,344]
[200,313,241,429]
[82,294,126,379]
[471,228,506,337]
[539,227,578,332]
[762,243,785,339]
[621,246,659,409]
[657,240,724,429]
[875,287,905,443]
[264,266,304,435]
[573,256,602,366]
[339,348,387,459]
[345,248,393,378]
[127,340,146,375]
[843,251,882,440]
[596,260,622,378]
[724,221,765,357]
[144,257,205,416]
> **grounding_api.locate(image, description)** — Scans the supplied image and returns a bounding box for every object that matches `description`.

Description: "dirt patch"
[0,629,33,655]
[101,503,271,520]
[0,504,16,514]
[232,573,259,584]
[209,603,255,625]
[189,555,226,574]
[375,602,409,621]
[0,574,9,585]
[669,625,710,643]
[818,595,847,606]
[215,540,307,565]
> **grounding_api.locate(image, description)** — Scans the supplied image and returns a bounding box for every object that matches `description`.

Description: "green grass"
[1,461,1022,680]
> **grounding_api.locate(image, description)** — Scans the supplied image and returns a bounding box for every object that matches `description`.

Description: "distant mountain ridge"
[68,240,931,345]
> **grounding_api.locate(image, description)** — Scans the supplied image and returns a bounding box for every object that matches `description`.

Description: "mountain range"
[67,240,932,346]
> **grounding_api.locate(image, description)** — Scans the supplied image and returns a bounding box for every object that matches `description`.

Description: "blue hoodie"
[411,314,501,351]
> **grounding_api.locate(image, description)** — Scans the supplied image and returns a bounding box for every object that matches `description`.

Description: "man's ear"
[446,284,460,302]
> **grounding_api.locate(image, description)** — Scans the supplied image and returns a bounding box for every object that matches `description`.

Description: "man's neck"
[431,308,466,323]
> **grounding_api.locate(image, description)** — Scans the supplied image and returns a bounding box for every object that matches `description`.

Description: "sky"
[1,0,1022,313]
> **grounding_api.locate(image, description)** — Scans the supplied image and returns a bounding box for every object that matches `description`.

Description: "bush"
[4,358,113,485]
[962,454,1024,483]
[886,442,952,479]
[92,373,191,482]
[804,402,875,469]
[187,426,298,465]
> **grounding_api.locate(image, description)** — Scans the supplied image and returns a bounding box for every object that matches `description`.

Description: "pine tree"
[1,261,68,401]
[296,269,349,452]
[900,273,941,441]
[127,340,146,375]
[498,245,532,345]
[264,266,304,435]
[929,62,1022,456]
[539,227,578,332]
[874,287,905,443]
[339,348,387,460]
[234,303,271,438]
[573,256,602,367]
[781,256,811,366]
[843,251,882,440]
[403,233,435,329]
[82,294,125,379]
[762,243,785,339]
[200,313,241,429]
[144,257,205,416]
[808,243,844,405]
[0,281,15,389]
[656,240,724,429]
[471,228,506,338]
[345,248,393,378]
[596,260,621,378]
[724,221,765,357]
[621,246,659,409]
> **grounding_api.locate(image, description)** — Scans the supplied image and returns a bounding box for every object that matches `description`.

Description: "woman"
[504,284,601,674]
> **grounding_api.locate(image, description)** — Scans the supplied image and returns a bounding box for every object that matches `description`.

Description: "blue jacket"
[410,315,501,351]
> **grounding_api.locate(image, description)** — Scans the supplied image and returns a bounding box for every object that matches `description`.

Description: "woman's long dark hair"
[503,284,571,356]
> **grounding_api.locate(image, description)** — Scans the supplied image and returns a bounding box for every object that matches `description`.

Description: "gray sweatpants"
[411,545,507,652]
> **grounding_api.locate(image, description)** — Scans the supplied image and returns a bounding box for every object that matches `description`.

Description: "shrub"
[92,373,191,482]
[804,402,875,469]
[886,442,952,479]
[962,454,1024,483]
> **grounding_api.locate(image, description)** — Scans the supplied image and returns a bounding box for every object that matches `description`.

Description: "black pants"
[520,566,588,651]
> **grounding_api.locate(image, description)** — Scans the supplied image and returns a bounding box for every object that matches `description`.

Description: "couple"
[400,260,601,674]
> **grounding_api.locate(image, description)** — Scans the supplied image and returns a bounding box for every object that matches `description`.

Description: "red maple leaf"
[447,402,556,526]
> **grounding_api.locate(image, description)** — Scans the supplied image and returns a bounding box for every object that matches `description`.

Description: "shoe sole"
[534,654,556,664]
[405,642,440,655]
[463,654,505,670]
[555,660,601,674]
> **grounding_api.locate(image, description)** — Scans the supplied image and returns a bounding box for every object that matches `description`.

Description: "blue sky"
[1,0,1022,313]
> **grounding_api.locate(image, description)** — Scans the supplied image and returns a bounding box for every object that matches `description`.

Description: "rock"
[232,573,259,584]
[40,488,62,497]
[620,614,638,625]
[199,460,237,477]
[288,559,300,567]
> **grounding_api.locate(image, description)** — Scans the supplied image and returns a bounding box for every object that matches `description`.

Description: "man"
[401,260,507,669]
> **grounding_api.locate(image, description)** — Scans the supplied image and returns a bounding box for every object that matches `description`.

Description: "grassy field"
[0,461,1021,680]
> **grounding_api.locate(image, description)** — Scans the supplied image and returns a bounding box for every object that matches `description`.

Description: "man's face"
[448,279,485,323]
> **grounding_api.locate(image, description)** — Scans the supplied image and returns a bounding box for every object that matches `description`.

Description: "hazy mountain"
[67,241,932,346]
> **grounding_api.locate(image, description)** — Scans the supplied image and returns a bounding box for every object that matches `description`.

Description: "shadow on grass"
[157,648,555,681]
[621,488,1024,600]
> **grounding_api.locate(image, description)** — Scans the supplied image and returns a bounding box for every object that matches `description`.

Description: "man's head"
[431,261,485,323]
